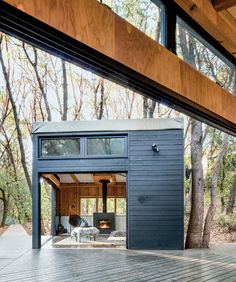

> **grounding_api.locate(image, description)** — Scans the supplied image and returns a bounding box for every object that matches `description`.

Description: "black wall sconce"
[152,143,159,152]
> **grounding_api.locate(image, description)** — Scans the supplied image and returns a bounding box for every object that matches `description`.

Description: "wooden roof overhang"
[1,0,236,135]
[175,0,236,58]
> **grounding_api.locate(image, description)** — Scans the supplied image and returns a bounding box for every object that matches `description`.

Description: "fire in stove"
[98,219,110,229]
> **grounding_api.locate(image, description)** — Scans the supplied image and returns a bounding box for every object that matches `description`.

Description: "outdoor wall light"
[152,143,159,152]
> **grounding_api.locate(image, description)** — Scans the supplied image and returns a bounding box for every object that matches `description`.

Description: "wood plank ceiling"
[213,0,236,11]
[175,0,236,58]
[42,173,126,189]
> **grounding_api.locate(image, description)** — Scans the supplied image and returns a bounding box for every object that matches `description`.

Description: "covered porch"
[41,172,127,249]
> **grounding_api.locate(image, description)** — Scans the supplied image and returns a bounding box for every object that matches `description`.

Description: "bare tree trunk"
[185,119,204,248]
[2,128,31,221]
[202,134,229,248]
[22,44,52,121]
[143,97,148,118]
[219,157,226,213]
[0,37,32,193]
[94,78,106,120]
[148,100,156,118]
[61,59,68,121]
[98,79,105,120]
[0,188,9,227]
[226,172,236,214]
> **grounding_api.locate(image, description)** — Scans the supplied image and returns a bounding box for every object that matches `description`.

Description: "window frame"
[38,135,128,160]
[39,136,81,159]
[176,17,236,96]
[85,135,128,158]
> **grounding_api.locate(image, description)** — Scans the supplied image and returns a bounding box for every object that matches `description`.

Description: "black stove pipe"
[99,179,110,213]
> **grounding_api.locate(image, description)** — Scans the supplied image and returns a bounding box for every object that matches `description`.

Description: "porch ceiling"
[42,173,126,188]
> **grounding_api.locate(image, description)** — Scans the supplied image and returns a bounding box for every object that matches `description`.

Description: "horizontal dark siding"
[128,129,184,250]
[37,158,129,173]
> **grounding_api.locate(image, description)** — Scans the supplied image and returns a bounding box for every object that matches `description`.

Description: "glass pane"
[98,198,115,213]
[87,137,125,156]
[107,198,115,212]
[80,198,96,215]
[98,198,103,213]
[176,19,235,95]
[41,138,80,157]
[116,198,126,215]
[41,178,52,235]
[98,0,163,44]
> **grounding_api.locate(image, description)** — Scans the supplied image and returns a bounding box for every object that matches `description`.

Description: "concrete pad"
[0,224,31,256]
[2,224,28,236]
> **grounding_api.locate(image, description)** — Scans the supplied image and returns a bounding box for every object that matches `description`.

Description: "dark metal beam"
[165,1,177,54]
[51,186,56,237]
[32,173,41,249]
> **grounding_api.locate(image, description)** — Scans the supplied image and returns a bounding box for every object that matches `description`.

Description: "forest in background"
[0,0,236,248]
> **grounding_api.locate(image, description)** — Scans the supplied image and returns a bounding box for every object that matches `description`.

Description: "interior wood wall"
[4,0,236,129]
[56,183,126,216]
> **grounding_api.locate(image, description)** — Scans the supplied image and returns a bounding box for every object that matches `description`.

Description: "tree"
[61,59,68,121]
[202,134,229,247]
[0,187,9,227]
[22,43,52,121]
[0,35,32,193]
[226,172,236,214]
[185,119,205,248]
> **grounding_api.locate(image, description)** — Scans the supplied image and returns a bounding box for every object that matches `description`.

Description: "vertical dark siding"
[34,128,184,250]
[128,129,184,250]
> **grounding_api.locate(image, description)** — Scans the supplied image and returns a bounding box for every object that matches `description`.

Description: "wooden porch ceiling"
[42,173,126,189]
[213,0,236,11]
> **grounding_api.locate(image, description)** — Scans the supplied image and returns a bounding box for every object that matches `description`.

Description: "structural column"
[51,186,57,236]
[32,172,41,249]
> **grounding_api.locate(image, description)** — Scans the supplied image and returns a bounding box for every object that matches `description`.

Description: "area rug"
[53,235,125,247]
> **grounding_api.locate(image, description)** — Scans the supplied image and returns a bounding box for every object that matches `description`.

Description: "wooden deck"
[0,248,236,281]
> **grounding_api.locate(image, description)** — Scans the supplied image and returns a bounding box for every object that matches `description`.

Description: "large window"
[41,138,80,157]
[98,0,164,44]
[98,198,126,215]
[176,18,235,95]
[80,198,126,215]
[40,136,127,158]
[116,198,126,215]
[87,137,126,156]
[98,198,115,213]
[80,198,96,215]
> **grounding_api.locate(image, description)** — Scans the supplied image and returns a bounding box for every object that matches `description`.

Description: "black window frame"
[176,17,236,96]
[38,135,128,160]
[85,136,128,158]
[39,136,82,159]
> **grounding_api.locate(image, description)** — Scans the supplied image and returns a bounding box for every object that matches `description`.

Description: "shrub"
[215,213,236,232]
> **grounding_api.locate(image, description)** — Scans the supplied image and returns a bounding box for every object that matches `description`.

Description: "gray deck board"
[0,248,236,282]
[163,255,235,280]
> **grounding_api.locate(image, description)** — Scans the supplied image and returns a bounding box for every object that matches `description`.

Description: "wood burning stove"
[98,219,110,229]
[93,179,115,234]
[93,212,115,234]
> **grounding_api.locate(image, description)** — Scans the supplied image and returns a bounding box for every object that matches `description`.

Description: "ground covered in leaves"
[0,226,8,235]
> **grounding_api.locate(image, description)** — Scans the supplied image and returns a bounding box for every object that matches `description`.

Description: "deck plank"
[0,248,236,282]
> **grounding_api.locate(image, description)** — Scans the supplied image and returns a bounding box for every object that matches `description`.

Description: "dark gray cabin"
[32,118,184,250]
